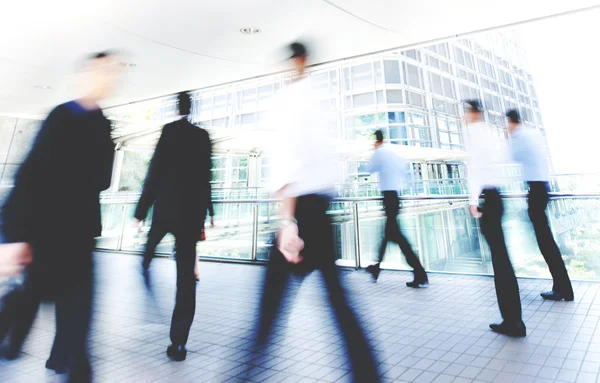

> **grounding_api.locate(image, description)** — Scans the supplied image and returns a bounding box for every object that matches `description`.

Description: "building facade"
[107,31,548,194]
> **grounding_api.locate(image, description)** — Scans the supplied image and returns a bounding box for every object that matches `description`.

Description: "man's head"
[288,42,308,76]
[374,129,384,148]
[463,99,484,124]
[505,109,521,133]
[81,51,120,102]
[177,91,192,116]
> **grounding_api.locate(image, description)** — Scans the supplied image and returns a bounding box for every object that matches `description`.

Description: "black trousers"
[528,182,573,298]
[480,189,522,324]
[256,194,380,383]
[2,239,95,381]
[143,221,197,346]
[378,191,426,277]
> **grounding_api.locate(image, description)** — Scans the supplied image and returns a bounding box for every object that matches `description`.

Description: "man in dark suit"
[0,51,119,382]
[135,91,211,362]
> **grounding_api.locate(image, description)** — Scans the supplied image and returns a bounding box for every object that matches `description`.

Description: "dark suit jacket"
[135,118,211,234]
[1,101,115,245]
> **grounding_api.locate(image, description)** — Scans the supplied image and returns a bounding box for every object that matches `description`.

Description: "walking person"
[194,186,214,281]
[0,51,119,381]
[465,100,526,337]
[135,91,212,361]
[506,109,573,301]
[366,130,428,287]
[245,41,380,382]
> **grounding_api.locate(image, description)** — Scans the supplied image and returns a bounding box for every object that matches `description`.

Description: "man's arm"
[276,185,303,264]
[135,126,169,221]
[2,108,63,243]
[98,121,116,191]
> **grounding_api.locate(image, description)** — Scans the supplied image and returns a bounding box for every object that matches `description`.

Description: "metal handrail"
[99,192,600,205]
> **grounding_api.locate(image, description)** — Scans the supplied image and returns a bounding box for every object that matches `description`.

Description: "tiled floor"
[1,252,600,383]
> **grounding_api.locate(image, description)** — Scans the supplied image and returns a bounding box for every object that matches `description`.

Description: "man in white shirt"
[366,130,428,287]
[248,42,380,382]
[465,100,525,337]
[507,109,573,301]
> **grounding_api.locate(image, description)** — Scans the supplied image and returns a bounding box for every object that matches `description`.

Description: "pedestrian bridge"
[1,252,599,382]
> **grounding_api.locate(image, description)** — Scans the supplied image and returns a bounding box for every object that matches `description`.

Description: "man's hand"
[470,205,482,218]
[200,228,206,242]
[210,217,215,228]
[134,219,143,233]
[278,223,304,264]
[0,243,33,276]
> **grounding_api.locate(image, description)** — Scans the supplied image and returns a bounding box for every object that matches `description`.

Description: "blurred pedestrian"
[506,109,573,301]
[0,51,119,381]
[135,91,212,361]
[366,129,428,286]
[246,41,380,382]
[465,100,525,337]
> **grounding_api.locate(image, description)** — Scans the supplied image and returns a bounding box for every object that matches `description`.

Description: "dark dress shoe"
[541,291,574,301]
[46,358,68,374]
[366,264,381,282]
[406,275,429,288]
[167,344,187,361]
[1,345,20,360]
[142,266,151,292]
[68,361,91,383]
[489,321,527,337]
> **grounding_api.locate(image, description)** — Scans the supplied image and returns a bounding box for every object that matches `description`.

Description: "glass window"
[210,117,229,128]
[353,92,374,108]
[408,91,425,108]
[404,49,419,60]
[376,90,384,104]
[442,77,455,98]
[437,116,448,130]
[405,63,423,89]
[439,132,450,144]
[386,90,403,104]
[241,88,257,109]
[444,102,458,116]
[351,63,373,89]
[428,55,440,69]
[388,111,405,123]
[343,67,351,91]
[437,43,449,58]
[430,73,443,95]
[450,133,461,145]
[389,126,408,143]
[383,60,402,84]
[439,61,451,74]
[464,52,475,70]
[240,113,256,125]
[412,113,426,126]
[374,61,383,85]
[454,47,465,66]
[448,120,458,132]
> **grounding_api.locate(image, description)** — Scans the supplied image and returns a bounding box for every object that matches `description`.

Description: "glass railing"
[96,192,600,281]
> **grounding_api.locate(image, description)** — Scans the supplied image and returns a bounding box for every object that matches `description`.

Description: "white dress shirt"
[369,144,409,192]
[465,121,510,205]
[509,125,549,182]
[266,78,340,198]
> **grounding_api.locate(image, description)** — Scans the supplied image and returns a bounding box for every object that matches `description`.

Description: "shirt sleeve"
[368,150,380,174]
[1,107,63,242]
[466,127,485,206]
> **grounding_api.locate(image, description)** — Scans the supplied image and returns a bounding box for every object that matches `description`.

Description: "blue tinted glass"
[388,111,406,123]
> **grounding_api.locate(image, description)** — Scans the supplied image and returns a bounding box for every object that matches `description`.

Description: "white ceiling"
[1,0,599,117]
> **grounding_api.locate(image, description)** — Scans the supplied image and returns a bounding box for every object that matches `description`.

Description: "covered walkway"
[1,253,600,383]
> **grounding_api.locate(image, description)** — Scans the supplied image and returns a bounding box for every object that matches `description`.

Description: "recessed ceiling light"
[119,62,136,67]
[240,27,261,35]
[34,85,52,90]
